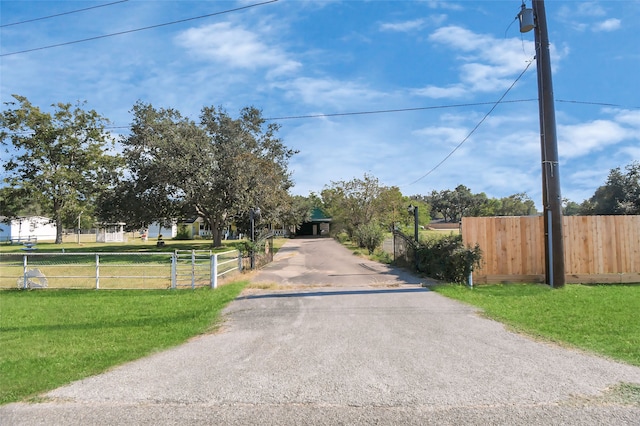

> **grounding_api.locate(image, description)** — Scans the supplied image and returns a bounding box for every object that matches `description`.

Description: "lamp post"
[408,204,419,271]
[519,0,565,287]
[250,207,261,269]
[77,211,83,244]
[407,204,419,243]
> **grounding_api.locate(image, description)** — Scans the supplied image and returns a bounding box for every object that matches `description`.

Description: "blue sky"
[1,0,639,210]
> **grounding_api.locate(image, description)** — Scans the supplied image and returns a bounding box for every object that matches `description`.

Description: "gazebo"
[96,222,127,243]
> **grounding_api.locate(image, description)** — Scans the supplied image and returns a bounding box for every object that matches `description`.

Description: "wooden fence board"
[462,215,640,284]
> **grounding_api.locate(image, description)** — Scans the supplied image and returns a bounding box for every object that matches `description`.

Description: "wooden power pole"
[532,0,565,287]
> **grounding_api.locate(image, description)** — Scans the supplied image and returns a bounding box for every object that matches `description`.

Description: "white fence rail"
[0,250,242,290]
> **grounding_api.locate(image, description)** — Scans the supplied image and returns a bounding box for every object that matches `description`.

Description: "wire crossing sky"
[1,1,639,208]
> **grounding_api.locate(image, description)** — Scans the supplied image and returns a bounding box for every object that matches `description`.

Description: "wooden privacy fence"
[461,215,640,284]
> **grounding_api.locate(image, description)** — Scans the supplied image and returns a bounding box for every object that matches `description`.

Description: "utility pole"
[532,0,565,287]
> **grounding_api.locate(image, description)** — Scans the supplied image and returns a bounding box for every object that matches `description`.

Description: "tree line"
[2,95,637,247]
[0,95,304,245]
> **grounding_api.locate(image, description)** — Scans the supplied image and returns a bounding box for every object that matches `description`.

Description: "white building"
[0,216,57,243]
[147,221,178,239]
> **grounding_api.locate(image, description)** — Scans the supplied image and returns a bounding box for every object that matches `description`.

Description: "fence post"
[22,255,28,289]
[171,252,177,289]
[191,250,196,289]
[238,251,243,272]
[95,254,100,289]
[211,253,218,289]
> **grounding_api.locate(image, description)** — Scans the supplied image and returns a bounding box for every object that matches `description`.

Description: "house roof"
[310,208,332,222]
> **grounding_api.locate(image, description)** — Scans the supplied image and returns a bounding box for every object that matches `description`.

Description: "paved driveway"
[2,238,640,425]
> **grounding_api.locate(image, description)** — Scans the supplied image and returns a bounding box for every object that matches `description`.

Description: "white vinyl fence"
[0,250,241,290]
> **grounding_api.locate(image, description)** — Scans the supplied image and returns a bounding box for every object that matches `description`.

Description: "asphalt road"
[2,237,640,425]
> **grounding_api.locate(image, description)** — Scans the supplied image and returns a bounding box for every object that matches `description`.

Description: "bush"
[416,234,482,283]
[174,225,192,240]
[335,232,350,244]
[354,222,385,254]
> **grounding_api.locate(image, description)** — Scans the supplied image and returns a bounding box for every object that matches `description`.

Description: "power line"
[264,100,637,122]
[405,59,536,187]
[36,100,538,132]
[264,100,537,121]
[99,99,538,130]
[3,97,635,136]
[1,1,129,28]
[557,99,640,109]
[0,0,279,57]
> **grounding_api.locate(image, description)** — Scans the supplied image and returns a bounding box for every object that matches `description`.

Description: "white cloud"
[594,18,621,32]
[413,126,468,145]
[575,2,607,17]
[414,26,537,99]
[174,22,301,77]
[424,1,463,11]
[612,109,640,128]
[379,15,447,32]
[413,85,467,99]
[380,19,426,32]
[271,77,385,109]
[558,119,630,158]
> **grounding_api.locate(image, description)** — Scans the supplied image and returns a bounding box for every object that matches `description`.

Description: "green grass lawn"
[433,283,640,366]
[0,282,246,405]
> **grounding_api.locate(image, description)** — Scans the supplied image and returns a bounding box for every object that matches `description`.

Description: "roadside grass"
[0,282,246,405]
[433,283,640,367]
[271,237,288,255]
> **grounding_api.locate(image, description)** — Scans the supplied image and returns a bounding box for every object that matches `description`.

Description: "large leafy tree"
[1,95,121,243]
[580,161,640,215]
[495,193,537,216]
[427,185,479,222]
[111,102,296,246]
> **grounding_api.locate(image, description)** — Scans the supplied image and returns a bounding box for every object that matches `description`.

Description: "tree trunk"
[55,214,63,244]
[212,217,223,247]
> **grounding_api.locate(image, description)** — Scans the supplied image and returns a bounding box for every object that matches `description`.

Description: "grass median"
[0,282,246,405]
[433,283,640,367]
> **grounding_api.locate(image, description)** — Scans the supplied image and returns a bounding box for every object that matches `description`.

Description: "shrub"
[174,225,192,240]
[354,222,385,254]
[416,234,482,283]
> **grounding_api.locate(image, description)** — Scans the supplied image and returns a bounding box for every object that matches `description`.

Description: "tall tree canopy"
[426,186,537,220]
[579,161,640,215]
[107,102,296,246]
[321,174,405,238]
[0,95,121,243]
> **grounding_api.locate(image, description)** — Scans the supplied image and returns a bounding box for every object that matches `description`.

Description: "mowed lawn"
[434,283,640,367]
[0,282,246,405]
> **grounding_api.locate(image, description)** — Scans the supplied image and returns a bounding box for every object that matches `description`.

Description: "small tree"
[354,222,385,254]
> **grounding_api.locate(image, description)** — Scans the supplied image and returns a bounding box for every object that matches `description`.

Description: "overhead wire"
[0,1,129,28]
[3,98,636,137]
[404,58,536,187]
[0,0,279,57]
[263,100,537,121]
[556,99,639,109]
